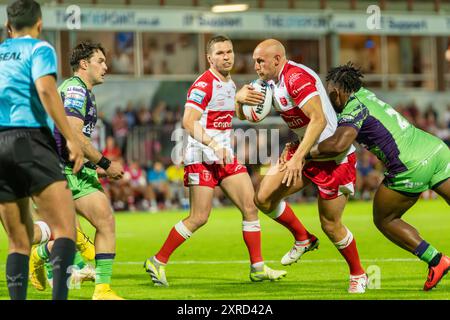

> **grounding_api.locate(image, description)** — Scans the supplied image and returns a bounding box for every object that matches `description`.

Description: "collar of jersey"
[344,87,364,108]
[343,94,357,110]
[277,61,289,83]
[208,68,232,84]
[12,35,33,39]
[72,75,89,91]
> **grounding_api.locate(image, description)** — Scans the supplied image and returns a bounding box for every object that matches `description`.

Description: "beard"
[328,92,342,113]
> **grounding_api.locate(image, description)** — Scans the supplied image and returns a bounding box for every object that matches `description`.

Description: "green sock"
[44,261,53,280]
[73,251,87,269]
[36,243,50,261]
[419,244,439,264]
[95,259,114,285]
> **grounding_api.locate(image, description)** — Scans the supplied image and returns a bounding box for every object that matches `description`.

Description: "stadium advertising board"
[2,5,449,35]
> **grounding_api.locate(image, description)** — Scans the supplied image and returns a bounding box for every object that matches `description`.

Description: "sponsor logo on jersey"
[318,186,337,196]
[188,173,200,185]
[281,114,307,129]
[65,86,86,110]
[87,106,96,117]
[207,111,233,130]
[195,81,208,88]
[280,97,288,106]
[188,88,207,104]
[338,115,356,125]
[0,52,21,61]
[82,122,95,136]
[67,86,86,94]
[64,98,84,110]
[292,82,313,97]
[202,170,212,182]
[65,93,84,99]
[288,72,303,87]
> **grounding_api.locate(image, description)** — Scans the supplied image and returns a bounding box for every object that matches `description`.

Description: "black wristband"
[97,156,111,170]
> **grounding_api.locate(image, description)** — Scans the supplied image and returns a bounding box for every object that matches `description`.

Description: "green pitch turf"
[0,199,449,300]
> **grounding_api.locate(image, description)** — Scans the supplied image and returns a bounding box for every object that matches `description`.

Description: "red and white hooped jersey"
[270,61,355,162]
[184,69,236,165]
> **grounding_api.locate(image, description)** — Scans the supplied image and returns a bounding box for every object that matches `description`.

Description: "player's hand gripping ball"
[242,79,274,123]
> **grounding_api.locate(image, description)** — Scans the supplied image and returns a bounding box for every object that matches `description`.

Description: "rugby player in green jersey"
[310,63,450,291]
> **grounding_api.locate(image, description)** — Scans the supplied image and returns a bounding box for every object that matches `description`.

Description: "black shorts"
[0,127,66,202]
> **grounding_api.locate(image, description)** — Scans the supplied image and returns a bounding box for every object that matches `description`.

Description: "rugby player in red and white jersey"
[236,39,367,293]
[143,35,286,286]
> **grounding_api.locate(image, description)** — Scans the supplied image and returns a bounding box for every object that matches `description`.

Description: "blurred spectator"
[137,105,152,125]
[397,103,414,125]
[98,111,114,138]
[445,105,450,129]
[104,158,129,211]
[151,101,168,125]
[433,122,450,146]
[111,32,134,74]
[424,104,438,124]
[111,51,133,74]
[170,35,197,74]
[103,136,122,161]
[124,102,137,128]
[123,160,155,212]
[112,108,129,154]
[405,101,420,125]
[147,161,173,209]
[355,149,383,200]
[144,39,167,74]
[166,163,189,210]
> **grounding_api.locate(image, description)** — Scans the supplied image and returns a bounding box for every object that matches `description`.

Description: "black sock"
[50,238,76,300]
[6,253,29,300]
[429,252,442,267]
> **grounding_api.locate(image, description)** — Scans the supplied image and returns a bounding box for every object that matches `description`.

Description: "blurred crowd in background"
[95,100,450,212]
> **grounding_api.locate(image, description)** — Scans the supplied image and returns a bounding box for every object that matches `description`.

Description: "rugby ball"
[242,79,273,123]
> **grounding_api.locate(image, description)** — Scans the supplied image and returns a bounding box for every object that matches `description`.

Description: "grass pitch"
[0,199,449,300]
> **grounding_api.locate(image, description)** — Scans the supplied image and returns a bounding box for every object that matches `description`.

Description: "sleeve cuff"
[33,71,57,83]
[185,102,205,113]
[297,91,319,109]
[338,122,360,132]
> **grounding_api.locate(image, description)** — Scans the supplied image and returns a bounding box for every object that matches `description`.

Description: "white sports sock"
[153,256,166,266]
[334,227,354,250]
[242,220,261,232]
[295,239,311,246]
[251,261,265,271]
[174,221,193,240]
[35,221,51,244]
[266,201,286,219]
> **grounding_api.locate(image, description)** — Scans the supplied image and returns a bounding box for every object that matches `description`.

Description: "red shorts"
[184,158,248,188]
[288,144,356,200]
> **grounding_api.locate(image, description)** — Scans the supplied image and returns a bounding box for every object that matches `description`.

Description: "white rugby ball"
[242,79,273,123]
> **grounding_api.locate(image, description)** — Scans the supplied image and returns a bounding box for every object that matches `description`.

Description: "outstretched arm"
[310,126,358,159]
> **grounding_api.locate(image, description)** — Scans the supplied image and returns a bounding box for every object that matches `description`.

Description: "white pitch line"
[117,258,419,265]
[0,258,419,267]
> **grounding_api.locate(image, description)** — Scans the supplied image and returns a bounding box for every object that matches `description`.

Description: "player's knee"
[190,215,209,228]
[253,193,272,214]
[93,212,116,233]
[242,202,259,220]
[320,219,340,238]
[8,233,32,253]
[372,213,387,231]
